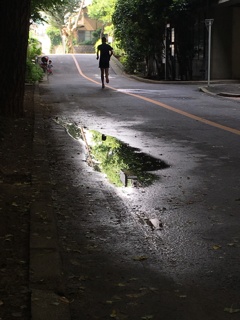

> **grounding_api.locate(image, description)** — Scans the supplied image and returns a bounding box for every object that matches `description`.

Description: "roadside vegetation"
[26,35,44,83]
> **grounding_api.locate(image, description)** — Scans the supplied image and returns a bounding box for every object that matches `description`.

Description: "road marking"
[72,54,100,85]
[123,92,240,136]
[72,55,240,136]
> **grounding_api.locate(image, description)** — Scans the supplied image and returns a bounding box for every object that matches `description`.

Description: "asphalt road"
[38,54,240,320]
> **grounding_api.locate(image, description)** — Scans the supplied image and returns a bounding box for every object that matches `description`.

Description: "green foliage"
[88,0,116,26]
[94,38,101,52]
[113,0,198,79]
[31,0,78,23]
[47,1,84,52]
[111,40,124,56]
[43,0,81,28]
[87,0,116,37]
[46,26,62,47]
[26,36,43,83]
[25,61,43,83]
[28,35,42,60]
[120,53,142,74]
[113,0,168,76]
[92,28,102,42]
[79,40,95,45]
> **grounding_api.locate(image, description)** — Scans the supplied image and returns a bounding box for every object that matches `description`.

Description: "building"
[74,4,103,53]
[165,0,240,80]
[211,0,240,79]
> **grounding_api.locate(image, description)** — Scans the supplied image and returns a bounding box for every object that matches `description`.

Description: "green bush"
[46,26,62,50]
[25,35,44,83]
[94,38,101,52]
[120,55,137,74]
[28,35,42,60]
[79,40,95,45]
[25,60,44,83]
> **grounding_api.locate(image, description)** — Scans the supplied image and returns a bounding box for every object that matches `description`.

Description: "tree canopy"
[39,0,81,29]
[88,0,116,25]
[87,0,116,37]
[31,0,76,22]
[113,0,172,76]
[113,0,201,79]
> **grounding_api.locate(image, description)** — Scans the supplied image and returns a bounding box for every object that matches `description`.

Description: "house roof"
[77,7,103,31]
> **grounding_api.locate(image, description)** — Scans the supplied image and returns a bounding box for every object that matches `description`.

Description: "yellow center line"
[72,55,240,136]
[72,54,100,85]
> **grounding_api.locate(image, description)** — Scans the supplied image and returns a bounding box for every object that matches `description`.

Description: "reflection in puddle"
[54,118,169,187]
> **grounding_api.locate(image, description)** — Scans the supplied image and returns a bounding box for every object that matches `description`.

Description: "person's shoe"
[102,84,105,88]
[106,76,109,83]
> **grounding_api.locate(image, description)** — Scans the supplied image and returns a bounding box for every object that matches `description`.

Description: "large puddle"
[54,117,169,187]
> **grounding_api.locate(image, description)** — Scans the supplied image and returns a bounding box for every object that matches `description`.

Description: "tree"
[31,0,72,22]
[113,0,170,77]
[0,0,31,117]
[46,26,62,51]
[87,0,116,37]
[43,0,82,53]
[0,0,77,118]
[113,0,203,80]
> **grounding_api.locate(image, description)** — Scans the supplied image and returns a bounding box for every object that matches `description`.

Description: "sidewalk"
[200,81,240,97]
[0,84,71,319]
[30,85,71,320]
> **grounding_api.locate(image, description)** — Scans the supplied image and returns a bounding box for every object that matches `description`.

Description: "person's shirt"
[97,43,113,60]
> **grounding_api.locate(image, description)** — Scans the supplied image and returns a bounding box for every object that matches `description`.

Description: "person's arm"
[96,47,99,60]
[109,48,113,60]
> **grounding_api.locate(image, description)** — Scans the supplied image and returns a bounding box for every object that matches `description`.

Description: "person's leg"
[105,68,109,83]
[100,68,105,88]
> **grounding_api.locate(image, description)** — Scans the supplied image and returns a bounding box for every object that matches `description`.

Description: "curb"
[199,86,217,96]
[30,84,71,320]
[111,55,126,76]
[218,92,240,97]
[199,86,240,97]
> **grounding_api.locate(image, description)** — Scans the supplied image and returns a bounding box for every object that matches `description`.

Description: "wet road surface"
[39,54,240,319]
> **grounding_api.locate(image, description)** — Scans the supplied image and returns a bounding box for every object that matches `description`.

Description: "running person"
[96,37,113,88]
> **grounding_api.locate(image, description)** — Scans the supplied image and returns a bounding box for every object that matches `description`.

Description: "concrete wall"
[232,7,240,78]
[211,7,232,79]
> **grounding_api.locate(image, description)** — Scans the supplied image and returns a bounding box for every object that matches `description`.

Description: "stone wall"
[74,45,95,53]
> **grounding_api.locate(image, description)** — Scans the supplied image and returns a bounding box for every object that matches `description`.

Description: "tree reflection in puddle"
[54,117,169,187]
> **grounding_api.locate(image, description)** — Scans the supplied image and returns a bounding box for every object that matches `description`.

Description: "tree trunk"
[0,0,31,118]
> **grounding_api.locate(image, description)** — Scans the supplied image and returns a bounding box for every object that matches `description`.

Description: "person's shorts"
[99,58,110,69]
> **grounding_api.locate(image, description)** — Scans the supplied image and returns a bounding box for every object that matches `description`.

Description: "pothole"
[53,117,169,188]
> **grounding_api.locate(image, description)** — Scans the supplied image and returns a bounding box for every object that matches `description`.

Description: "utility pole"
[205,19,214,87]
